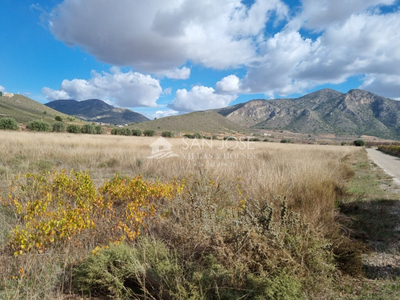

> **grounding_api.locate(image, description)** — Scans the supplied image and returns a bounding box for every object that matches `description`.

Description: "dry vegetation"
[0,131,368,299]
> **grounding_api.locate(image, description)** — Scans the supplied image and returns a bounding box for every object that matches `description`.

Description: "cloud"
[48,0,288,72]
[42,68,162,107]
[0,86,5,93]
[360,74,400,99]
[169,86,237,112]
[156,67,191,80]
[234,9,400,97]
[297,0,396,30]
[216,75,241,94]
[154,109,179,119]
[41,87,71,100]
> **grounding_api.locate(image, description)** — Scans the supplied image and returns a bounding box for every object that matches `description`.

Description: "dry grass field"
[0,131,390,299]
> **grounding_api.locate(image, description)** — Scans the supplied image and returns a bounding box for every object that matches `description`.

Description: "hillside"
[46,99,149,125]
[131,111,248,134]
[0,94,75,123]
[217,89,400,139]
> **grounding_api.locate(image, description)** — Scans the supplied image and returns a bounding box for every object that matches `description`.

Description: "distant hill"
[131,111,248,134]
[217,89,400,139]
[46,99,149,125]
[0,94,75,124]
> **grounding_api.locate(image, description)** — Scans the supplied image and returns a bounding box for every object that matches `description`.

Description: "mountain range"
[216,89,400,139]
[45,99,149,125]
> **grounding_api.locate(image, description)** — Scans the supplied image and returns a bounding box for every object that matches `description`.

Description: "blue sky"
[1,0,400,119]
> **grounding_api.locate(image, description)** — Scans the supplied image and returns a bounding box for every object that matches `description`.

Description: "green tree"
[55,116,63,122]
[52,121,65,132]
[353,139,366,147]
[143,129,156,137]
[132,129,142,136]
[0,117,19,130]
[161,131,174,138]
[95,126,104,135]
[27,120,51,132]
[66,124,81,134]
[81,124,96,134]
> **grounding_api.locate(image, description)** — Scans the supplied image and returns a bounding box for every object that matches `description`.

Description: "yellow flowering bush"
[1,170,184,256]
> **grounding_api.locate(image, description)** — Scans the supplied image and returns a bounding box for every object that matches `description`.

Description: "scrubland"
[0,131,372,299]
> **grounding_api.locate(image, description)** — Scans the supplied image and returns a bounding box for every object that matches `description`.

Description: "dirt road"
[367,148,400,186]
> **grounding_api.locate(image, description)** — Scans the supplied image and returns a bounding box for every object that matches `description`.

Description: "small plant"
[81,124,95,134]
[161,131,174,138]
[341,142,347,146]
[26,120,51,132]
[66,124,81,134]
[353,139,365,147]
[0,117,19,130]
[55,116,63,122]
[52,121,65,132]
[143,129,155,137]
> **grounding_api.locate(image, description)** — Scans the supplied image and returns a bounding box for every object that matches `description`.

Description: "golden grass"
[0,131,363,299]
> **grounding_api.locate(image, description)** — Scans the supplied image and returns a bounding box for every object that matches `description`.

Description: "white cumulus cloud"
[48,0,288,72]
[42,68,162,107]
[169,86,237,112]
[216,75,241,94]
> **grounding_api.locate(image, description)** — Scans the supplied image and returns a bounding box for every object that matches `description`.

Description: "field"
[0,131,398,299]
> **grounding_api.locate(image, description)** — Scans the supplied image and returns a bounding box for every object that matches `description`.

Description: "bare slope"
[131,111,248,134]
[0,94,74,123]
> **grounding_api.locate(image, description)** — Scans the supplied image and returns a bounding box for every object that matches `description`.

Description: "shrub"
[52,121,65,132]
[280,138,292,143]
[94,125,104,135]
[66,124,81,134]
[55,116,63,122]
[81,124,95,134]
[111,128,118,135]
[0,117,19,130]
[353,139,365,147]
[26,120,51,132]
[161,131,174,138]
[250,138,260,142]
[131,129,142,136]
[143,129,155,137]
[1,170,184,255]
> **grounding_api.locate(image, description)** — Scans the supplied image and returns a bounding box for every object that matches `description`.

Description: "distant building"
[3,92,14,98]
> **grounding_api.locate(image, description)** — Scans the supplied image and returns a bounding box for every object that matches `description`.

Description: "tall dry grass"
[0,131,362,299]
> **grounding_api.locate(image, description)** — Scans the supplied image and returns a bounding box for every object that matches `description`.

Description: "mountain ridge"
[45,99,149,125]
[216,89,400,139]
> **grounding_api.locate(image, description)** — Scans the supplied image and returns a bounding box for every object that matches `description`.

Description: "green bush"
[55,116,63,122]
[26,120,51,132]
[111,128,118,135]
[81,124,95,134]
[52,121,65,132]
[353,139,365,147]
[111,128,132,136]
[280,139,292,144]
[143,129,155,137]
[161,131,174,138]
[66,124,81,134]
[95,125,104,135]
[131,129,142,136]
[0,117,19,130]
